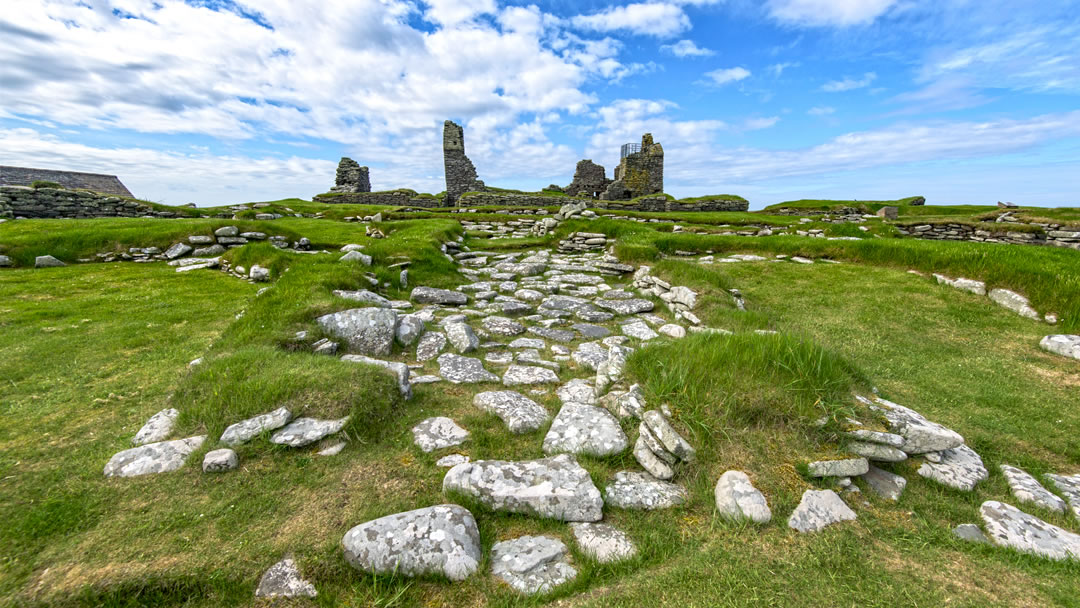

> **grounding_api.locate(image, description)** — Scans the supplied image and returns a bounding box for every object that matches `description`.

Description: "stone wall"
[313,191,445,208]
[896,222,1080,250]
[443,120,485,205]
[611,134,664,199]
[456,193,748,212]
[0,165,133,197]
[565,160,610,198]
[0,185,179,219]
[329,158,371,193]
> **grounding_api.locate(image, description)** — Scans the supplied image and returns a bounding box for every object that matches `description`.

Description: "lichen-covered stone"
[860,465,907,501]
[980,501,1080,561]
[642,410,696,463]
[917,444,988,491]
[411,286,467,305]
[1045,474,1080,520]
[255,556,317,598]
[874,397,964,455]
[570,522,637,563]
[316,308,397,355]
[219,407,292,445]
[342,505,482,581]
[787,490,857,533]
[412,417,469,452]
[490,535,577,594]
[473,390,550,433]
[503,364,559,386]
[714,471,771,524]
[604,471,687,510]
[270,417,349,447]
[808,458,870,477]
[132,408,179,446]
[202,448,238,473]
[542,403,628,457]
[416,331,447,362]
[104,436,206,478]
[437,353,499,384]
[1001,465,1066,513]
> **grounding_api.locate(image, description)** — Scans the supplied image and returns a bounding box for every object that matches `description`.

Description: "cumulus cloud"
[661,39,715,57]
[766,0,897,27]
[822,72,877,92]
[704,66,751,85]
[570,3,691,38]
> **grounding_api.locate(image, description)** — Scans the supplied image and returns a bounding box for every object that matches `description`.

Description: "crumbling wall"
[329,158,371,193]
[565,160,610,198]
[609,133,664,200]
[313,191,445,208]
[0,186,178,218]
[443,120,485,205]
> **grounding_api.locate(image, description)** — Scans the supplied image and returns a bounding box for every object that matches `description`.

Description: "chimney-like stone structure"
[329,157,371,193]
[443,120,485,205]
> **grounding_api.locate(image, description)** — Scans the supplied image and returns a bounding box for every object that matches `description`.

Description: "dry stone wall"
[0,165,133,197]
[457,193,748,212]
[313,191,444,208]
[0,185,178,219]
[896,222,1080,250]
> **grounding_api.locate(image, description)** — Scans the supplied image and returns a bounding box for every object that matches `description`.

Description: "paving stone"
[528,326,577,343]
[437,353,499,384]
[621,321,659,341]
[412,417,469,452]
[473,390,550,433]
[917,444,988,491]
[482,316,526,336]
[604,471,688,510]
[445,322,480,353]
[411,286,468,305]
[542,403,628,457]
[570,522,637,564]
[980,501,1080,561]
[490,535,577,594]
[503,364,559,386]
[510,337,546,349]
[595,298,654,315]
[416,331,447,362]
[714,471,771,524]
[443,454,603,521]
[556,378,596,405]
[104,436,206,478]
[787,490,857,533]
[342,505,483,581]
[1001,465,1067,513]
[572,323,610,339]
[571,342,609,371]
[220,407,293,445]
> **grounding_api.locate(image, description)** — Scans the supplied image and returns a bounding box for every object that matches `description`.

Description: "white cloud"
[807,106,835,115]
[822,72,877,92]
[661,39,714,57]
[769,62,799,76]
[704,67,751,85]
[743,116,781,130]
[570,3,691,38]
[423,0,496,25]
[767,0,897,27]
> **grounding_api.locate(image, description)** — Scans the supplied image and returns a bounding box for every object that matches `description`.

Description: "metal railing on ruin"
[620,143,641,159]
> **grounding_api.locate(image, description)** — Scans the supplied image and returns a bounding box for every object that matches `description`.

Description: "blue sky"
[1,0,1079,208]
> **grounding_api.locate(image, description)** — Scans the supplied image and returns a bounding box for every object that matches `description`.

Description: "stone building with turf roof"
[0,165,134,197]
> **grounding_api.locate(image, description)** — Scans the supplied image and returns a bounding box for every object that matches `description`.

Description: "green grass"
[675,194,748,204]
[763,197,925,212]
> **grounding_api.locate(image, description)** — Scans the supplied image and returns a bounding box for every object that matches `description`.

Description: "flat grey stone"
[316,308,397,356]
[1040,335,1080,361]
[164,242,192,260]
[341,355,412,399]
[980,501,1080,561]
[714,471,771,523]
[339,250,373,265]
[491,535,577,594]
[874,397,964,454]
[658,324,686,338]
[844,429,905,448]
[604,471,687,510]
[416,331,447,362]
[104,436,206,478]
[633,435,674,480]
[132,408,179,446]
[202,448,237,473]
[595,298,654,315]
[621,321,659,341]
[485,351,513,365]
[988,288,1040,320]
[445,322,479,353]
[438,353,498,384]
[917,444,988,491]
[528,327,576,343]
[556,378,596,405]
[510,337,545,349]
[192,244,226,257]
[437,454,470,467]
[572,323,610,339]
[443,454,603,522]
[503,365,559,386]
[1001,465,1066,513]
[412,286,467,305]
[214,226,238,237]
[219,407,293,445]
[570,522,637,564]
[543,404,628,457]
[642,410,696,463]
[35,255,65,268]
[860,465,907,501]
[188,235,214,245]
[1045,474,1080,520]
[638,421,676,465]
[616,384,646,418]
[539,295,597,316]
[787,490,857,533]
[318,442,346,456]
[342,504,482,581]
[255,556,317,598]
[411,374,442,384]
[412,417,469,452]
[333,289,391,308]
[473,391,550,433]
[483,316,526,337]
[270,417,348,447]
[847,441,907,462]
[571,342,609,371]
[953,523,990,544]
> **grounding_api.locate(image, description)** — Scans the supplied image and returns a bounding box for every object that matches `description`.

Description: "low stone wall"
[0,185,178,219]
[895,222,1080,250]
[457,193,749,212]
[313,192,444,208]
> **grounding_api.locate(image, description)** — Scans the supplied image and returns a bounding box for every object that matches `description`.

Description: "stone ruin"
[443,120,485,205]
[329,158,371,193]
[562,133,665,201]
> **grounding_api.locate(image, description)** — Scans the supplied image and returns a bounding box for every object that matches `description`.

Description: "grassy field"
[1,211,1079,607]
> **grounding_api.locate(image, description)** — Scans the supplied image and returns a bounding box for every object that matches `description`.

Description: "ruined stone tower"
[329,158,371,193]
[443,120,485,205]
[565,160,611,199]
[606,133,664,200]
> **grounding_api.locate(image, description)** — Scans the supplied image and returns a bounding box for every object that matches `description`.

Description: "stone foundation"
[0,186,177,219]
[457,193,748,212]
[313,191,445,208]
[896,222,1080,250]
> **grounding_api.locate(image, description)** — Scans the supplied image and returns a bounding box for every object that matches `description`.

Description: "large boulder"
[316,308,398,355]
[342,505,483,581]
[104,436,206,478]
[443,454,603,522]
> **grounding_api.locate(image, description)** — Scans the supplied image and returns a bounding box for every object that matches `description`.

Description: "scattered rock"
[1001,465,1066,513]
[249,265,269,282]
[219,407,293,445]
[316,308,397,356]
[874,397,964,454]
[988,288,1040,320]
[542,403,628,457]
[642,410,696,463]
[445,322,480,353]
[132,408,179,446]
[595,298,654,315]
[412,417,469,452]
[557,378,596,405]
[604,471,688,510]
[255,556,318,598]
[633,435,674,480]
[490,535,577,594]
[34,255,65,268]
[847,441,907,463]
[333,289,391,308]
[473,390,550,433]
[202,448,238,473]
[621,321,659,341]
[318,442,346,456]
[340,250,373,265]
[503,364,559,386]
[714,471,771,524]
[1039,335,1080,361]
[953,523,989,544]
[438,353,499,384]
[1045,474,1080,520]
[980,501,1080,561]
[164,242,192,260]
[917,444,988,491]
[443,454,603,521]
[416,331,447,362]
[658,324,686,338]
[395,314,426,346]
[787,489,857,533]
[342,505,483,581]
[412,286,467,305]
[482,316,526,336]
[104,436,206,478]
[570,522,637,564]
[270,417,348,447]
